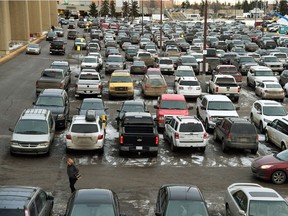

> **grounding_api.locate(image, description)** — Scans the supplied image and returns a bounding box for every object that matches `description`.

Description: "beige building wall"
[0,1,11,55]
[28,0,42,35]
[50,1,58,26]
[41,0,51,31]
[9,0,30,42]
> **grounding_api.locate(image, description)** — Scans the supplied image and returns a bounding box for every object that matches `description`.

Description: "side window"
[277,121,287,134]
[162,189,168,214]
[35,191,47,214]
[169,119,175,128]
[233,191,248,212]
[28,201,37,216]
[174,122,179,131]
[49,115,53,129]
[202,98,207,107]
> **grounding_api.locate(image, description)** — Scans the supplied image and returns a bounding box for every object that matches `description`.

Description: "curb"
[0,34,47,65]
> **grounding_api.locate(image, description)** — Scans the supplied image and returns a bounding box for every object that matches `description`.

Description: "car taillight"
[216,86,219,93]
[119,135,123,144]
[66,134,71,140]
[145,85,151,88]
[203,133,207,139]
[238,87,241,93]
[256,134,259,141]
[98,135,103,140]
[59,83,64,89]
[98,85,102,90]
[179,87,184,90]
[155,136,159,145]
[227,133,231,139]
[25,209,29,216]
[175,133,179,139]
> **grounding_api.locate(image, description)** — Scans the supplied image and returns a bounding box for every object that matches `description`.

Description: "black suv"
[0,186,54,216]
[213,117,258,154]
[33,89,70,129]
[155,184,209,216]
[49,40,65,55]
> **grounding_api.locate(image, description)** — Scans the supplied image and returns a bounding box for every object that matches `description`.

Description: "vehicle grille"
[18,142,39,147]
[115,87,128,91]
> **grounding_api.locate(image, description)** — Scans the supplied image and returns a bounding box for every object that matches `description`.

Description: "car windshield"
[240,57,255,63]
[254,71,273,76]
[249,200,288,216]
[107,56,123,62]
[36,96,64,107]
[110,75,132,82]
[160,59,173,64]
[71,124,98,133]
[160,100,187,110]
[70,203,115,216]
[218,67,237,73]
[138,53,151,57]
[0,209,24,216]
[50,64,68,71]
[42,70,63,78]
[179,123,203,132]
[83,58,96,63]
[181,57,197,63]
[264,57,278,62]
[274,54,286,58]
[79,74,99,80]
[14,119,48,134]
[122,104,144,112]
[175,70,195,77]
[28,44,39,48]
[81,101,104,110]
[208,101,235,110]
[265,83,281,88]
[276,150,288,161]
[166,200,209,216]
[263,106,287,116]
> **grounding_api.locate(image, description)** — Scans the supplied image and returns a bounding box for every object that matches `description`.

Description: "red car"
[154,94,192,129]
[251,149,288,184]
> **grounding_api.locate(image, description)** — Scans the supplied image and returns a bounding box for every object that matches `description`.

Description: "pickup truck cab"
[213,65,242,85]
[118,112,159,156]
[75,71,103,98]
[196,94,239,132]
[208,75,241,102]
[154,94,191,130]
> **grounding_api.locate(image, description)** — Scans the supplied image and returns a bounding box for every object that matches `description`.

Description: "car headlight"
[10,141,19,146]
[263,118,271,123]
[57,114,65,119]
[260,164,274,169]
[39,142,50,147]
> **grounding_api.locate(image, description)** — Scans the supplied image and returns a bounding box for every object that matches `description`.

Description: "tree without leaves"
[185,0,191,8]
[198,0,205,17]
[122,1,129,18]
[89,2,98,17]
[181,2,186,9]
[110,0,116,17]
[100,0,109,17]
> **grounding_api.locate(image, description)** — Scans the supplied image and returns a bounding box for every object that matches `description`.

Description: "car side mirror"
[201,106,205,110]
[236,106,240,110]
[8,128,14,132]
[32,102,36,105]
[75,74,79,78]
[154,105,158,109]
[238,209,246,216]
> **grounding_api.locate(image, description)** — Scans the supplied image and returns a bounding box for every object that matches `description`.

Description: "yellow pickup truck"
[108,71,134,100]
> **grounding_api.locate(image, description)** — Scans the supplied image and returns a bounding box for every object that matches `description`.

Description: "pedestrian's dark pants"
[69,178,77,193]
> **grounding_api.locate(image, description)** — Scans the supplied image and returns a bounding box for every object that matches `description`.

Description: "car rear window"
[231,124,256,134]
[159,59,173,64]
[79,74,99,80]
[179,80,199,86]
[42,70,63,78]
[71,124,98,133]
[179,123,203,132]
[125,126,154,133]
[0,209,24,216]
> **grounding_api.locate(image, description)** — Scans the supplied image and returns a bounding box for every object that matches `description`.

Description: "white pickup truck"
[208,75,240,102]
[196,94,239,132]
[75,70,103,98]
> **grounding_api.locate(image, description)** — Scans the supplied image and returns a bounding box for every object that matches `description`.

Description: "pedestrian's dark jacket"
[67,164,79,179]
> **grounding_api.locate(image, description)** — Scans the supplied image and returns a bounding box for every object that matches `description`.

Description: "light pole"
[160,0,163,52]
[142,0,144,35]
[202,0,208,74]
[255,0,258,29]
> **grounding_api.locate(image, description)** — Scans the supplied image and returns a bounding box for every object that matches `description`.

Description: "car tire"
[234,97,239,103]
[205,119,210,133]
[98,147,104,155]
[151,151,158,157]
[222,139,228,153]
[226,204,232,216]
[259,121,264,134]
[281,143,287,151]
[163,130,168,141]
[199,147,206,152]
[108,94,113,100]
[272,170,287,184]
[213,130,218,142]
[196,108,200,118]
[251,147,258,155]
[170,140,177,152]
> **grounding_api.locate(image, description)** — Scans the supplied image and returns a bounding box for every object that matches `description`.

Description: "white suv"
[156,57,174,75]
[247,66,278,88]
[174,77,202,98]
[9,109,55,155]
[250,100,288,133]
[164,116,208,152]
[65,110,106,153]
[266,118,288,150]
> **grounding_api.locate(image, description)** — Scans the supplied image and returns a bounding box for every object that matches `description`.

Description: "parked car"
[174,77,202,98]
[255,81,285,102]
[265,117,288,151]
[279,70,288,86]
[130,61,147,74]
[224,183,288,215]
[213,117,258,154]
[252,149,288,184]
[9,108,55,155]
[26,43,41,55]
[164,115,208,152]
[250,100,288,133]
[33,89,70,129]
[78,98,107,119]
[65,110,106,152]
[155,184,209,216]
[0,186,54,216]
[142,74,167,97]
[61,188,125,216]
[108,71,134,100]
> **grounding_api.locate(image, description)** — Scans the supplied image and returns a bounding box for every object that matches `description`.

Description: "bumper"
[10,145,49,155]
[109,91,134,98]
[225,141,258,150]
[119,145,158,152]
[175,140,207,148]
[262,93,285,100]
[66,141,104,150]
[251,166,270,181]
[50,49,65,54]
[75,90,102,97]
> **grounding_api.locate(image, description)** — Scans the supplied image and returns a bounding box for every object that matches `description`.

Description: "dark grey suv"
[0,186,54,216]
[213,117,259,154]
[33,89,70,129]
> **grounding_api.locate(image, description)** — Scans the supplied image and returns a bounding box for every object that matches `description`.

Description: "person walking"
[66,158,80,193]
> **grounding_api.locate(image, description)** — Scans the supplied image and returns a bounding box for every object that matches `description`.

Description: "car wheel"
[234,97,239,103]
[98,147,104,155]
[213,130,218,142]
[199,147,206,152]
[259,121,264,134]
[247,78,250,87]
[226,204,232,216]
[251,147,258,155]
[151,151,158,157]
[163,130,168,141]
[196,108,200,118]
[222,139,228,153]
[205,119,210,133]
[108,94,113,100]
[281,143,287,151]
[170,140,176,152]
[272,170,287,184]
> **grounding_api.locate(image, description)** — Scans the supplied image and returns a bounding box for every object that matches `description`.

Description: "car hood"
[254,77,278,82]
[109,83,133,87]
[208,110,239,117]
[242,62,258,66]
[33,105,64,115]
[80,109,105,116]
[252,154,280,167]
[264,62,283,66]
[159,109,189,116]
[12,133,50,142]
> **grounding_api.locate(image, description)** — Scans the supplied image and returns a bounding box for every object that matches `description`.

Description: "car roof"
[51,61,69,66]
[123,112,152,117]
[122,100,144,106]
[111,72,130,76]
[40,89,65,96]
[21,109,50,120]
[82,98,103,103]
[204,94,232,101]
[178,77,197,81]
[161,184,204,201]
[73,189,113,204]
[254,100,282,106]
[161,94,186,100]
[177,66,193,70]
[0,186,39,209]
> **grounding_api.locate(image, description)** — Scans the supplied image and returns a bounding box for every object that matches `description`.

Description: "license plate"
[227,87,230,91]
[136,146,142,150]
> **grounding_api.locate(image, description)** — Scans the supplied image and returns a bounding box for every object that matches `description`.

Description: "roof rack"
[85,110,97,122]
